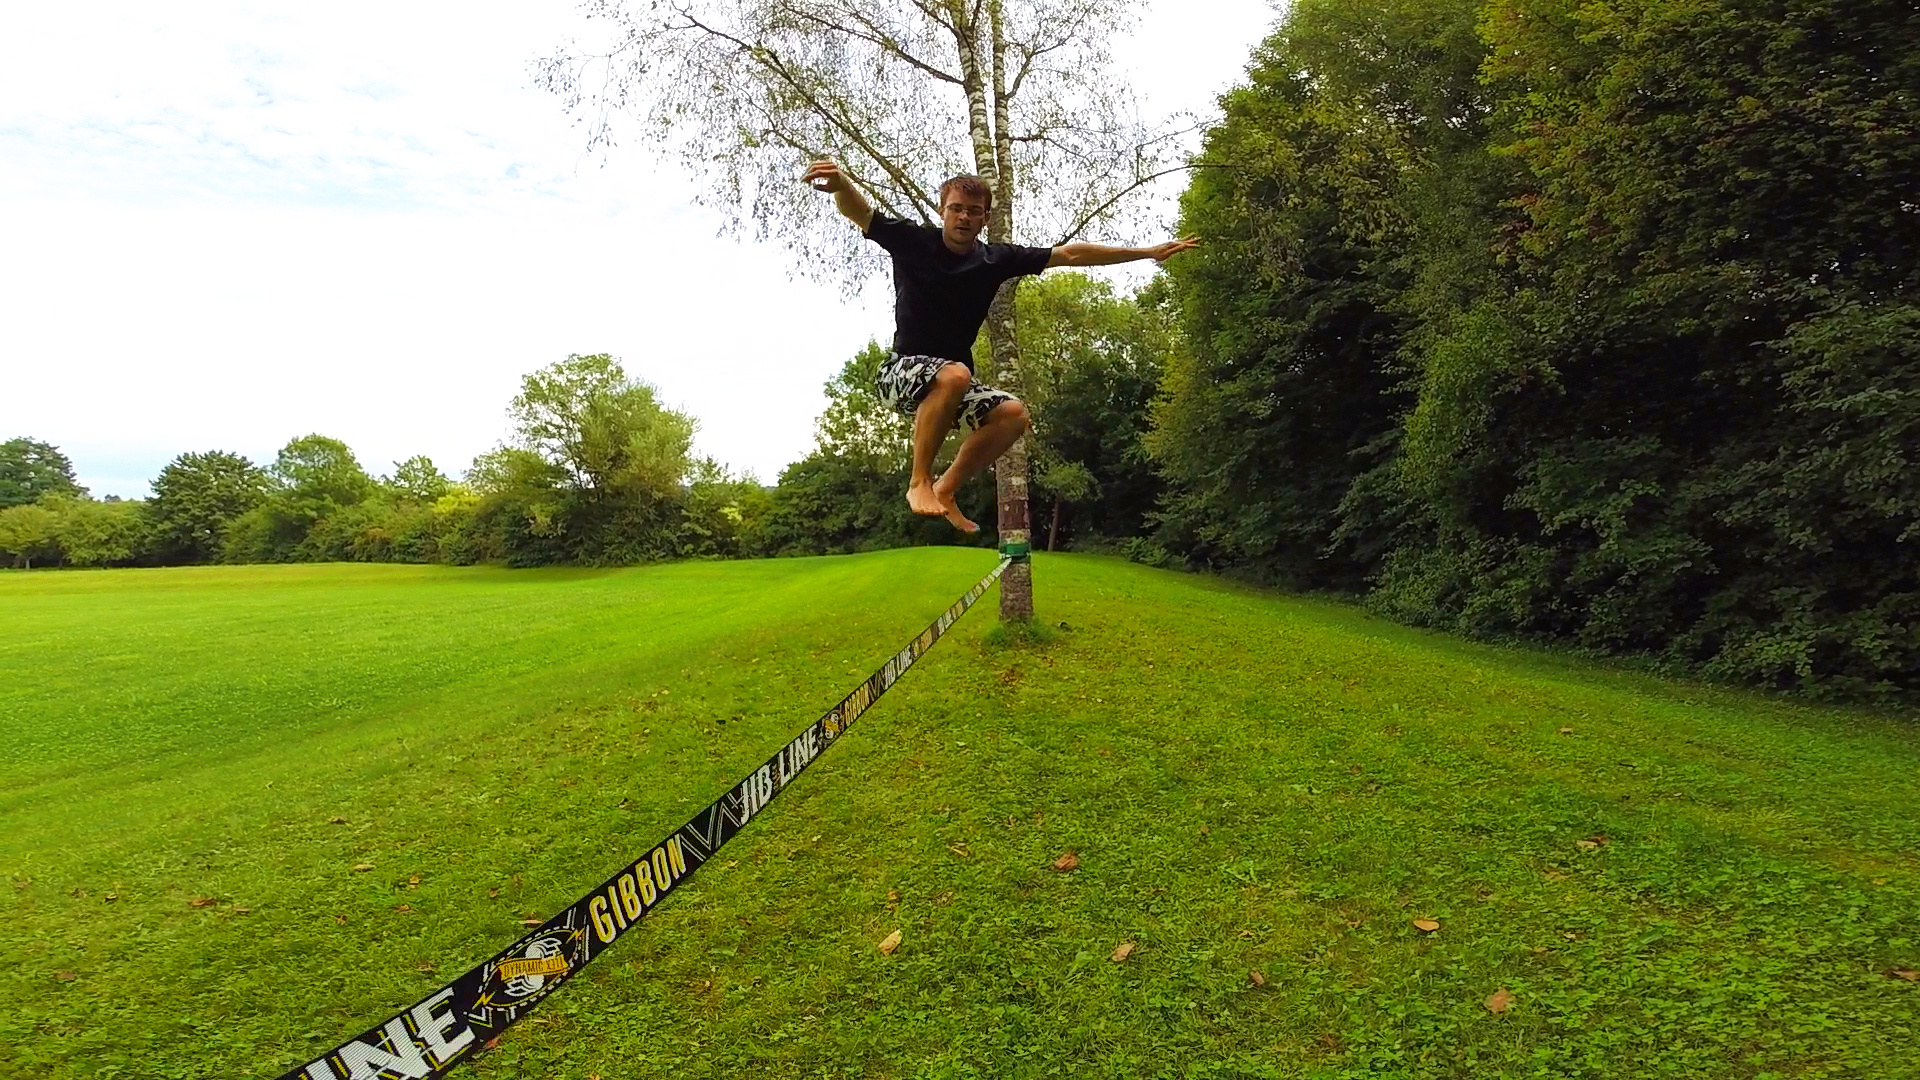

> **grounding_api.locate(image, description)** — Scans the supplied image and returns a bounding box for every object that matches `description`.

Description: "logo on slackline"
[472,909,591,1025]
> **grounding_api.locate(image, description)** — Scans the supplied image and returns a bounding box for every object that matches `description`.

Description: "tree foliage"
[386,456,452,504]
[0,503,61,569]
[1152,0,1920,698]
[149,451,269,564]
[508,353,696,503]
[0,438,84,508]
[1010,272,1171,548]
[540,0,1168,281]
[43,495,150,568]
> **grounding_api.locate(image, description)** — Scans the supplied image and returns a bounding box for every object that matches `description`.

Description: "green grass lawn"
[3,551,1916,1079]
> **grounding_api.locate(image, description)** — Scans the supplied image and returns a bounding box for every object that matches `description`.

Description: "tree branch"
[1053,162,1228,245]
[782,3,962,85]
[673,7,940,215]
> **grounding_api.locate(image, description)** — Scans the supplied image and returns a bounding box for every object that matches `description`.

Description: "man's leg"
[907,362,972,522]
[930,397,1031,533]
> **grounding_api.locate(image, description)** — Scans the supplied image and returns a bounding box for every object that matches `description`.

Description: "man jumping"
[805,160,1198,533]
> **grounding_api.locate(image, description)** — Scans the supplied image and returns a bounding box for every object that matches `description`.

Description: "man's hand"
[805,160,874,231]
[1147,238,1201,263]
[803,160,851,194]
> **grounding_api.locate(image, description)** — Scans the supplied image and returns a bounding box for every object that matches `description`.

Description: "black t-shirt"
[864,214,1053,369]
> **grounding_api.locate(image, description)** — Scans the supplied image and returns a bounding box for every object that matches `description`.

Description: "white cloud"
[0,0,1278,497]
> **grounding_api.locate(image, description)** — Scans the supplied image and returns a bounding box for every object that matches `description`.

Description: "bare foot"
[907,480,947,518]
[933,486,978,533]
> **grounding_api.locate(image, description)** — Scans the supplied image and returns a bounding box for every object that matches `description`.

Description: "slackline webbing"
[275,558,1008,1080]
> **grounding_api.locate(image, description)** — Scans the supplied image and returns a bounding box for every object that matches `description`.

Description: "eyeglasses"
[943,204,988,219]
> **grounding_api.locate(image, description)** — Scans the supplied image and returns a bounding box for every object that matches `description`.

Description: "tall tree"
[0,503,60,568]
[539,0,1187,619]
[271,435,376,525]
[463,354,698,565]
[508,353,696,504]
[0,437,84,508]
[815,342,914,466]
[1153,16,1428,585]
[42,494,151,568]
[148,451,269,564]
[385,456,452,504]
[1009,272,1171,548]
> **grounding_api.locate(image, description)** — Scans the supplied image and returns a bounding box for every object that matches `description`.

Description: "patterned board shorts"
[875,353,1018,434]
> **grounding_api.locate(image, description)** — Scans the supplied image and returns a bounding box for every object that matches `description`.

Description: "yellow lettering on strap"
[498,955,571,980]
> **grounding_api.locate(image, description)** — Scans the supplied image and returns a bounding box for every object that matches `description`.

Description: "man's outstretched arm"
[803,161,875,232]
[1046,238,1200,269]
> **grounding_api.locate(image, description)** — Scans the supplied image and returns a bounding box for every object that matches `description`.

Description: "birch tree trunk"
[985,0,1033,620]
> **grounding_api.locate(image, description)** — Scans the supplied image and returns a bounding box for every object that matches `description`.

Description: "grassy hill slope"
[2,551,1915,1078]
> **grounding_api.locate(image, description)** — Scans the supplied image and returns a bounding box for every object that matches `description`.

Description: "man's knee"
[933,362,971,394]
[997,398,1031,431]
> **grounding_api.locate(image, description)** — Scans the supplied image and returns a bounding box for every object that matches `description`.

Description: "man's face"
[941,193,989,250]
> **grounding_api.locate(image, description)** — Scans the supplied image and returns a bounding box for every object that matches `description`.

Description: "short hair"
[938,175,993,211]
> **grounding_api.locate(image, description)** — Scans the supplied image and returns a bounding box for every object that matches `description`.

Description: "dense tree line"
[0,356,769,570]
[1153,0,1919,698]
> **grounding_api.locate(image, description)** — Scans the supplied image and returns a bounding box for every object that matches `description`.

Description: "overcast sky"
[0,1,1280,497]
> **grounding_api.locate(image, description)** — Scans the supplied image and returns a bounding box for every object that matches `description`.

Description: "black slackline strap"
[276,558,1010,1080]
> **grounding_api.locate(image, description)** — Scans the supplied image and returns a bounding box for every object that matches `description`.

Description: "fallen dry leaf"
[104,893,118,902]
[395,905,415,915]
[417,961,437,973]
[1198,825,1211,837]
[1557,727,1575,735]
[334,914,348,925]
[1111,941,1136,962]
[481,1036,501,1052]
[1412,918,1441,933]
[232,907,250,916]
[55,972,78,983]
[1873,878,1889,886]
[1053,852,1081,873]
[878,929,903,955]
[1563,932,1578,941]
[948,844,970,859]
[1575,840,1600,851]
[886,889,900,908]
[1890,969,1919,982]
[407,876,421,889]
[329,816,348,825]
[352,863,374,873]
[488,888,501,899]
[189,897,217,909]
[1485,988,1515,1014]
[519,918,542,928]
[1249,970,1267,988]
